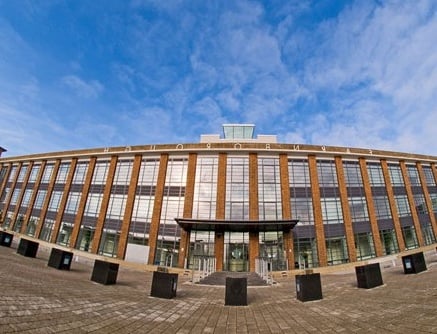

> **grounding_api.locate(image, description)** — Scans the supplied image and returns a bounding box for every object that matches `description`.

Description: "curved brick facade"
[1,140,436,271]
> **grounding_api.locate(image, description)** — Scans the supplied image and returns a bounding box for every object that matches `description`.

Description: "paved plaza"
[1,240,437,333]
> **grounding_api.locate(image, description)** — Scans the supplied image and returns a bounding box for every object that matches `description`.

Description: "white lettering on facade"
[104,148,109,153]
[266,144,271,150]
[321,146,326,151]
[346,148,351,154]
[176,144,184,150]
[150,145,156,151]
[206,143,211,149]
[293,145,300,151]
[369,149,373,155]
[125,146,131,152]
[234,143,242,150]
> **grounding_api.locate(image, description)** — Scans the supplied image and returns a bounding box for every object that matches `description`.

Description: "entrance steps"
[198,271,269,286]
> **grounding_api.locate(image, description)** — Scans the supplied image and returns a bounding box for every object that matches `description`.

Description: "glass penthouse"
[1,124,436,272]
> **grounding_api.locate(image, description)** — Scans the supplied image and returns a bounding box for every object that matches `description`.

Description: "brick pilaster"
[380,159,406,251]
[359,158,383,257]
[117,155,142,259]
[91,156,118,254]
[178,153,197,268]
[147,154,168,265]
[308,155,327,267]
[400,161,424,246]
[335,157,357,262]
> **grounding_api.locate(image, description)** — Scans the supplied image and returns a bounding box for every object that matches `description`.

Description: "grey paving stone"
[1,245,437,333]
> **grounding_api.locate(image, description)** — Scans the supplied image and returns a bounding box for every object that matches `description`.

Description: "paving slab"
[1,243,437,333]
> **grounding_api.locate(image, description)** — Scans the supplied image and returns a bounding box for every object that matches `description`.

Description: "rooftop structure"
[200,124,277,143]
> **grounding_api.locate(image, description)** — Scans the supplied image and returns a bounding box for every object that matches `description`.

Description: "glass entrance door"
[224,231,248,272]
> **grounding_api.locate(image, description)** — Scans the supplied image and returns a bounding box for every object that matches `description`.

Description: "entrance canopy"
[175,218,299,233]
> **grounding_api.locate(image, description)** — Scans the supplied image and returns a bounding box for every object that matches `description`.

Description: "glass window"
[28,165,41,183]
[348,197,369,222]
[21,189,33,207]
[373,196,392,219]
[367,163,385,186]
[92,161,110,184]
[422,165,436,186]
[65,192,81,214]
[320,198,343,224]
[355,232,376,260]
[155,157,187,266]
[7,165,18,182]
[84,193,103,217]
[317,160,338,187]
[380,229,399,255]
[41,164,55,183]
[17,165,29,182]
[394,195,411,217]
[34,190,47,209]
[413,193,427,214]
[326,236,348,265]
[193,156,218,220]
[422,221,436,245]
[289,159,313,225]
[56,162,71,184]
[258,157,282,220]
[402,225,418,249]
[430,193,437,212]
[0,166,8,185]
[72,162,89,184]
[293,237,318,269]
[289,160,310,186]
[40,218,55,241]
[343,161,363,186]
[406,165,421,186]
[388,164,404,186]
[48,191,63,212]
[225,156,249,220]
[112,160,133,185]
[106,194,127,219]
[9,188,21,205]
[129,158,160,246]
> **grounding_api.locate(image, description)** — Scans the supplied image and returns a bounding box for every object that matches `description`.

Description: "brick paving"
[1,241,437,333]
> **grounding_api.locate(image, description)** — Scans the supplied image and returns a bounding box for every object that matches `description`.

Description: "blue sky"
[0,0,436,157]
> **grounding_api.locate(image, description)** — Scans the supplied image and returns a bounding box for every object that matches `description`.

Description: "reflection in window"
[367,163,385,186]
[394,195,411,217]
[355,232,376,260]
[402,226,418,250]
[72,162,89,184]
[406,165,421,186]
[129,158,160,246]
[28,165,41,183]
[41,164,54,183]
[326,236,348,265]
[380,229,399,255]
[155,157,187,266]
[55,162,71,184]
[17,165,28,182]
[258,157,282,220]
[193,157,217,220]
[99,160,133,257]
[225,157,249,220]
[388,164,404,186]
[289,160,313,225]
[422,165,436,186]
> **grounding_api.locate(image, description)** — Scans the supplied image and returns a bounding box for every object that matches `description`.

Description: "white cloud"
[61,75,104,99]
[278,0,437,155]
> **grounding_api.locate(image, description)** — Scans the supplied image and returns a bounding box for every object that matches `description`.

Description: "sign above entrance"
[174,218,299,233]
